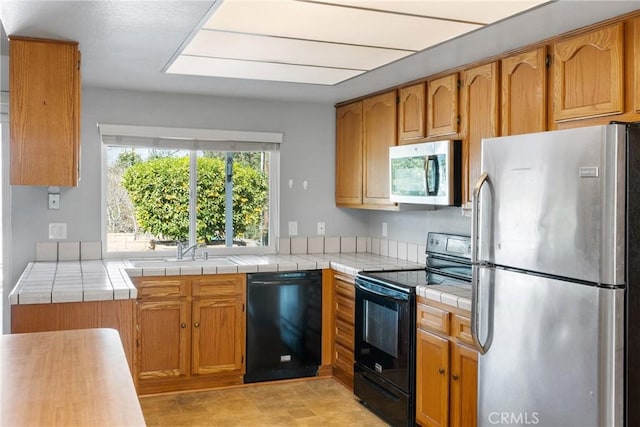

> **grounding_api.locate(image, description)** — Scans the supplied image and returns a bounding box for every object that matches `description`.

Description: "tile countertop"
[416,285,472,313]
[8,253,424,306]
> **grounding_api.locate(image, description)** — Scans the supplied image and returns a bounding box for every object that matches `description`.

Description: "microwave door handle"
[426,155,439,196]
[471,172,493,355]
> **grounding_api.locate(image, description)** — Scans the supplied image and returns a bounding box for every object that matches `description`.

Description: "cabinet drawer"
[335,318,354,349]
[452,314,473,346]
[417,303,450,334]
[136,278,187,299]
[335,278,355,299]
[335,294,355,322]
[334,342,354,374]
[192,274,245,297]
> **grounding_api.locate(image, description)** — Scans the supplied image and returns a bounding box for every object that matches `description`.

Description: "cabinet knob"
[194,322,200,328]
[180,323,187,328]
[452,374,459,381]
[438,368,445,375]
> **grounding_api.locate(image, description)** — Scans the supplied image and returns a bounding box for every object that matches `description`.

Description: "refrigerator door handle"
[471,172,493,354]
[471,172,488,265]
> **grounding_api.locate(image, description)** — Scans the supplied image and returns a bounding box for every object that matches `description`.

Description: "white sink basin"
[131,257,237,268]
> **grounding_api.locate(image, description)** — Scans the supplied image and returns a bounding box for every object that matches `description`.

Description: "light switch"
[48,193,60,210]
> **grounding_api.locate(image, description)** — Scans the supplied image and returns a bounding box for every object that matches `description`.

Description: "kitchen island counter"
[0,328,145,426]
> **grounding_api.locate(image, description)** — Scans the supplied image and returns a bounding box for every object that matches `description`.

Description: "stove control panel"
[426,233,471,259]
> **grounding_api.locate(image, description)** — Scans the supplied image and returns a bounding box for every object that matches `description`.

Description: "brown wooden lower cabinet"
[134,274,246,395]
[331,271,355,389]
[416,299,478,427]
[11,299,135,374]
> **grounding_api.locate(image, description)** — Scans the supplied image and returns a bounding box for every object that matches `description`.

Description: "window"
[100,125,281,256]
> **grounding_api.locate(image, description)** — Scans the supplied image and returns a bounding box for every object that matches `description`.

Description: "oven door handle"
[355,282,408,302]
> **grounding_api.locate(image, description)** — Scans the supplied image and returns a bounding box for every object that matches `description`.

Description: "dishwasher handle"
[249,279,307,286]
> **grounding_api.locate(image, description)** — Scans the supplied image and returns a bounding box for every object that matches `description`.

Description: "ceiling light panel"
[203,0,482,51]
[183,30,413,70]
[167,55,365,85]
[304,0,553,25]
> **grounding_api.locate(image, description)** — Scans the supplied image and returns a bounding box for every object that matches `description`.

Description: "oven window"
[363,300,398,357]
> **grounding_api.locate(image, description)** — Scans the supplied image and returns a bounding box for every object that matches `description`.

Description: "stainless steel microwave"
[389,140,462,206]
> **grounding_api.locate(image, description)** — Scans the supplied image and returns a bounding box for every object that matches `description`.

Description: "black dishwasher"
[245,270,322,383]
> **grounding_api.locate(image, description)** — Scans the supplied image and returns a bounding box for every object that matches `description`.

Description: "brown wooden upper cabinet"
[501,47,548,136]
[427,73,459,138]
[9,37,81,186]
[461,63,499,204]
[398,82,426,143]
[363,90,397,207]
[552,23,624,122]
[335,101,363,206]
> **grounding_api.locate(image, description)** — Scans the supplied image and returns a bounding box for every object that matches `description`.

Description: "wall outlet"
[382,222,388,237]
[48,223,67,240]
[288,221,298,236]
[317,221,326,235]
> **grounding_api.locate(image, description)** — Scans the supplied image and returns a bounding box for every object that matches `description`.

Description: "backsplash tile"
[380,239,389,257]
[81,241,102,260]
[371,238,380,255]
[290,237,307,254]
[397,241,408,261]
[407,243,418,263]
[340,237,356,253]
[417,244,427,264]
[324,237,340,254]
[357,236,367,253]
[388,240,398,258]
[35,242,58,262]
[33,234,432,267]
[279,238,291,255]
[58,242,80,261]
[307,237,324,254]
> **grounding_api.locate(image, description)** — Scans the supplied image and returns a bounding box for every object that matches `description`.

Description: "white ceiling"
[1,1,638,104]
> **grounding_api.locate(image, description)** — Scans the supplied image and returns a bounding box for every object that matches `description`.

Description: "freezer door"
[477,268,623,427]
[478,124,625,285]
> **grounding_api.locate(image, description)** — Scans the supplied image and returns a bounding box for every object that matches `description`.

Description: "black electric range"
[353,233,471,427]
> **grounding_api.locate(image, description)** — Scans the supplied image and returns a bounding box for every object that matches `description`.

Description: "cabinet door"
[450,343,478,427]
[9,37,80,186]
[502,47,547,136]
[332,273,355,388]
[461,62,499,203]
[427,73,459,137]
[191,297,245,375]
[363,91,397,206]
[137,299,190,380]
[398,83,426,142]
[633,18,640,113]
[416,329,450,427]
[552,23,624,121]
[336,102,363,206]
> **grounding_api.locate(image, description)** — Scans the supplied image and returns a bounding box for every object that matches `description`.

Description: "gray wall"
[367,208,470,243]
[3,1,639,331]
[1,88,369,332]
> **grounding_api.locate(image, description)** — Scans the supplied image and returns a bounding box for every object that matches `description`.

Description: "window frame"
[99,124,281,258]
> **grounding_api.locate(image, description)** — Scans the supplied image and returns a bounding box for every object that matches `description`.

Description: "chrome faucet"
[176,242,199,260]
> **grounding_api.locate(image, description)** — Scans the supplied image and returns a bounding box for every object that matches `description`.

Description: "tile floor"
[139,378,388,426]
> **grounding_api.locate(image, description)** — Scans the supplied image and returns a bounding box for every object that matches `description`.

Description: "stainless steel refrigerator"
[471,122,640,426]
